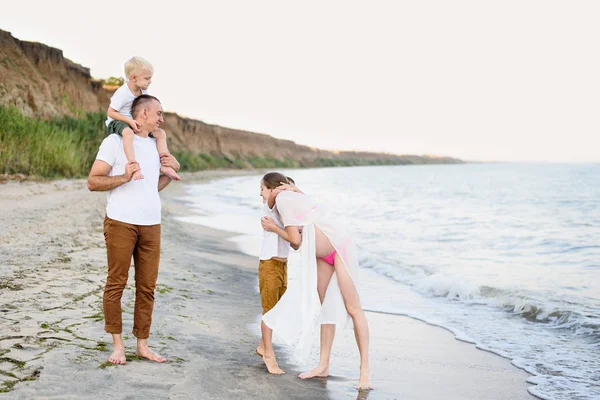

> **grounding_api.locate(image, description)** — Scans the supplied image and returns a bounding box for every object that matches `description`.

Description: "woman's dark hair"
[262,172,289,189]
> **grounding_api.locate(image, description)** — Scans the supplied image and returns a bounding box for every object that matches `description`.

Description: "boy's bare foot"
[160,166,181,181]
[262,354,285,375]
[136,343,166,363]
[132,170,144,180]
[357,368,373,390]
[298,365,329,379]
[108,345,126,365]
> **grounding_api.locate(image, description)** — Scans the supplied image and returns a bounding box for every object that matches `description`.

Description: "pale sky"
[2,1,599,162]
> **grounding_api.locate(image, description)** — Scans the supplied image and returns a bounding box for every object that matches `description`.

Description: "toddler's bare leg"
[152,128,181,180]
[123,128,144,180]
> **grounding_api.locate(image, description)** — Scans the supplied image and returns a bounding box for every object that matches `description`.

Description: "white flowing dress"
[262,191,359,362]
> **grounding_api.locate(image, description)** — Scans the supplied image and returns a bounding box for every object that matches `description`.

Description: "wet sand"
[0,172,537,399]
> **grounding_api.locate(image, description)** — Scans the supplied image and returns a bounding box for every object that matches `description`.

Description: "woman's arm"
[261,217,302,250]
[267,183,303,209]
[277,183,303,194]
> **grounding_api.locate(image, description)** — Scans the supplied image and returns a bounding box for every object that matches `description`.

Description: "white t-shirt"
[260,204,291,260]
[95,134,161,225]
[105,84,148,127]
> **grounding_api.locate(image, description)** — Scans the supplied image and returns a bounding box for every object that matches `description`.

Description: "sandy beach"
[0,173,537,399]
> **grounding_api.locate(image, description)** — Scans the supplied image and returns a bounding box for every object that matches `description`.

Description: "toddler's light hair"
[124,56,154,80]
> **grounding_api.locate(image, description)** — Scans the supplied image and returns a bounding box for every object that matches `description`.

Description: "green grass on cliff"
[0,106,244,178]
[0,105,430,179]
[0,105,106,178]
[0,106,306,178]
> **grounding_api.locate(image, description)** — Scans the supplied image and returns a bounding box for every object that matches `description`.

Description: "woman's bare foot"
[262,354,285,375]
[160,166,181,181]
[356,368,372,390]
[298,365,329,379]
[132,170,144,180]
[256,345,264,357]
[108,345,126,365]
[136,343,166,363]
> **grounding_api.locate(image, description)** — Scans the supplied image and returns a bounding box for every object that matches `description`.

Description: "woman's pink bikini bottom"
[321,250,337,266]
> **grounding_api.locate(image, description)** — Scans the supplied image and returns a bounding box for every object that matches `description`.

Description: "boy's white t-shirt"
[95,134,161,225]
[105,84,149,127]
[260,204,291,260]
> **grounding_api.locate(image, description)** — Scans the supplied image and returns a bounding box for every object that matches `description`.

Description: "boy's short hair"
[124,56,154,80]
[286,176,295,185]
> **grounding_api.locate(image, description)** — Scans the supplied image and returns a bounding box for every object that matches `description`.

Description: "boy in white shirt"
[106,56,180,181]
[255,173,294,375]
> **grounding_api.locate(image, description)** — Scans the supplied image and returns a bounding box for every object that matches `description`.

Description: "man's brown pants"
[103,216,161,339]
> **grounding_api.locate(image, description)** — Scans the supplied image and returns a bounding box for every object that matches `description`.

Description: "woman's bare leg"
[333,252,372,390]
[299,258,335,379]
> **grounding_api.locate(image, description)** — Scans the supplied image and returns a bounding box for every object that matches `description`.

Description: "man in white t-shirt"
[88,94,180,365]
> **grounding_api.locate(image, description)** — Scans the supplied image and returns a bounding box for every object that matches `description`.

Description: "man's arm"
[158,175,172,192]
[87,160,138,192]
[160,153,180,172]
[157,153,180,191]
[158,154,180,192]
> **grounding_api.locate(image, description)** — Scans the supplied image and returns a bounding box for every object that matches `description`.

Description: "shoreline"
[363,308,523,364]
[0,173,536,399]
[0,173,331,400]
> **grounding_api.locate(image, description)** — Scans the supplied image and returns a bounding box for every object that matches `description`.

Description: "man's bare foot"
[262,354,285,375]
[132,170,144,180]
[298,365,329,379]
[356,368,372,390]
[136,344,166,363]
[108,345,126,365]
[160,166,181,181]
